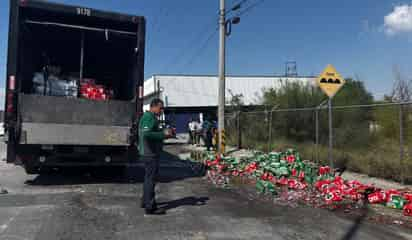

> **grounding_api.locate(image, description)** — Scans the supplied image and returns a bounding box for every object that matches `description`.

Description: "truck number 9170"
[77,8,91,17]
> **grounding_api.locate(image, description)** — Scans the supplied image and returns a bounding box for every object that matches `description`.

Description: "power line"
[162,17,219,73]
[235,0,266,18]
[152,7,170,36]
[147,3,171,44]
[226,0,249,14]
[178,27,219,73]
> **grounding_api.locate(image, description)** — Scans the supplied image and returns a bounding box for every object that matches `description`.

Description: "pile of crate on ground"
[203,149,412,217]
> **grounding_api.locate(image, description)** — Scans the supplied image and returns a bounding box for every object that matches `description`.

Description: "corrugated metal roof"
[144,75,316,108]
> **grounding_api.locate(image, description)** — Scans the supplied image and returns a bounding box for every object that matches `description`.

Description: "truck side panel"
[5,0,20,163]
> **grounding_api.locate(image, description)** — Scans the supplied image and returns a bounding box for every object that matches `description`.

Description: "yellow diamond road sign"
[317,64,345,98]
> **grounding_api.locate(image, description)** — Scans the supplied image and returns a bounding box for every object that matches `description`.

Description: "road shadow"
[158,196,210,211]
[339,190,373,240]
[25,148,206,186]
[339,206,369,240]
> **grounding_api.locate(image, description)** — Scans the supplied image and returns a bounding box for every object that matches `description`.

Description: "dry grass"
[227,136,412,184]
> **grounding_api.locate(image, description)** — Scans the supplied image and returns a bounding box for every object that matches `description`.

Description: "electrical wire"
[177,27,219,74]
[152,7,170,36]
[162,17,219,73]
[147,2,170,44]
[226,0,249,14]
[234,0,266,18]
[161,0,265,77]
[163,0,265,74]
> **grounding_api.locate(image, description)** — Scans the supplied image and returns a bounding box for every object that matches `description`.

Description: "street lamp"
[225,17,241,36]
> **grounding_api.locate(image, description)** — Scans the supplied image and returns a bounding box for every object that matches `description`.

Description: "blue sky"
[0,0,412,101]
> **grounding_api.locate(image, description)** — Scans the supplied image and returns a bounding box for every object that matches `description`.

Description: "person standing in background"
[211,120,218,150]
[195,119,203,146]
[188,119,196,145]
[202,118,213,151]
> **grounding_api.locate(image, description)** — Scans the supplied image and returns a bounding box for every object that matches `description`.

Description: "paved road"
[0,144,411,240]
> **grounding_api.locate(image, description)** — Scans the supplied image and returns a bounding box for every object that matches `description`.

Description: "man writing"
[138,98,171,215]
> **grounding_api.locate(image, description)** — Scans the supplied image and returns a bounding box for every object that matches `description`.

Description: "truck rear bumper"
[20,123,131,146]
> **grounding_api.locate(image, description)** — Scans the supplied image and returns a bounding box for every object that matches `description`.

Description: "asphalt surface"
[0,143,411,240]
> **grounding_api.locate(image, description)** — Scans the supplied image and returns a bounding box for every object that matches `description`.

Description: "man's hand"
[163,129,174,139]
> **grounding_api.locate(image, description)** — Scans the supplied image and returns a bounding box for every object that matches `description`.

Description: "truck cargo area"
[5,0,146,171]
[19,7,139,101]
[11,2,144,146]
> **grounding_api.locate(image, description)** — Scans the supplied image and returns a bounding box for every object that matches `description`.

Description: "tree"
[374,66,412,141]
[391,65,411,102]
[261,78,374,147]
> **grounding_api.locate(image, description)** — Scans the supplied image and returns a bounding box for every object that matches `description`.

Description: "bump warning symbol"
[317,64,345,98]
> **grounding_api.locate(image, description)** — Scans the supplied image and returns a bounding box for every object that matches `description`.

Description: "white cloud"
[384,4,412,35]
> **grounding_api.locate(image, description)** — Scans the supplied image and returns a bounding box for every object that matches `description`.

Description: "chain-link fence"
[225,102,412,183]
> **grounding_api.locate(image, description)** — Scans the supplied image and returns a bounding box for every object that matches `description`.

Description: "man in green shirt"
[138,98,170,215]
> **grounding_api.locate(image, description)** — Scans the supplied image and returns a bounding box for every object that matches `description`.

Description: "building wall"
[164,107,217,134]
[143,75,316,133]
[144,75,316,109]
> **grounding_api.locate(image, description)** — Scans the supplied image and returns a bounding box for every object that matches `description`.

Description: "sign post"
[328,98,333,168]
[317,64,345,169]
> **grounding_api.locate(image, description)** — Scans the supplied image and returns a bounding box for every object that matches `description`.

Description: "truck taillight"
[20,0,28,7]
[139,86,143,99]
[6,104,13,113]
[6,93,13,113]
[9,75,15,91]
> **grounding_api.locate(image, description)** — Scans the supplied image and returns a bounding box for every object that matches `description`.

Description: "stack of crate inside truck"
[5,0,146,174]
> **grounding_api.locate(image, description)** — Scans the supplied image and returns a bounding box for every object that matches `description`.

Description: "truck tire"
[6,131,17,163]
[24,163,39,175]
[127,145,138,163]
[39,166,54,175]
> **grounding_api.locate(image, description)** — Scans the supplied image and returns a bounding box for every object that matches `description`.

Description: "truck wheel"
[24,164,39,175]
[6,131,17,163]
[127,146,138,163]
[39,166,54,175]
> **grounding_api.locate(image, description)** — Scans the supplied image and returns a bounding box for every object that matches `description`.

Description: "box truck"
[4,0,146,174]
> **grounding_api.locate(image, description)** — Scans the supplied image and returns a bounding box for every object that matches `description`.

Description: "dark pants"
[196,131,203,145]
[189,131,195,144]
[142,156,160,210]
[206,132,213,150]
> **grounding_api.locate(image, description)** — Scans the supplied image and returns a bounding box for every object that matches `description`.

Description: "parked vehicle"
[4,0,146,174]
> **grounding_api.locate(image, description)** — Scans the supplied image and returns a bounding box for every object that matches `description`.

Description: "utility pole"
[218,0,226,153]
[328,98,333,169]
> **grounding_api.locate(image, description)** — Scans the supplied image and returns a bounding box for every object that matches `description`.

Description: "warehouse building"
[143,74,316,133]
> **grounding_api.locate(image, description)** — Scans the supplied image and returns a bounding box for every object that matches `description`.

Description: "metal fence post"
[268,111,273,152]
[399,103,405,184]
[265,110,269,152]
[315,108,319,164]
[328,98,334,169]
[237,111,242,149]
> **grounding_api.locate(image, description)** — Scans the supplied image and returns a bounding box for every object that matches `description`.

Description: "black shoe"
[145,207,166,215]
[140,201,157,209]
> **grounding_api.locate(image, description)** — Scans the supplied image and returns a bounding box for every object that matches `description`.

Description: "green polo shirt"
[138,111,165,157]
